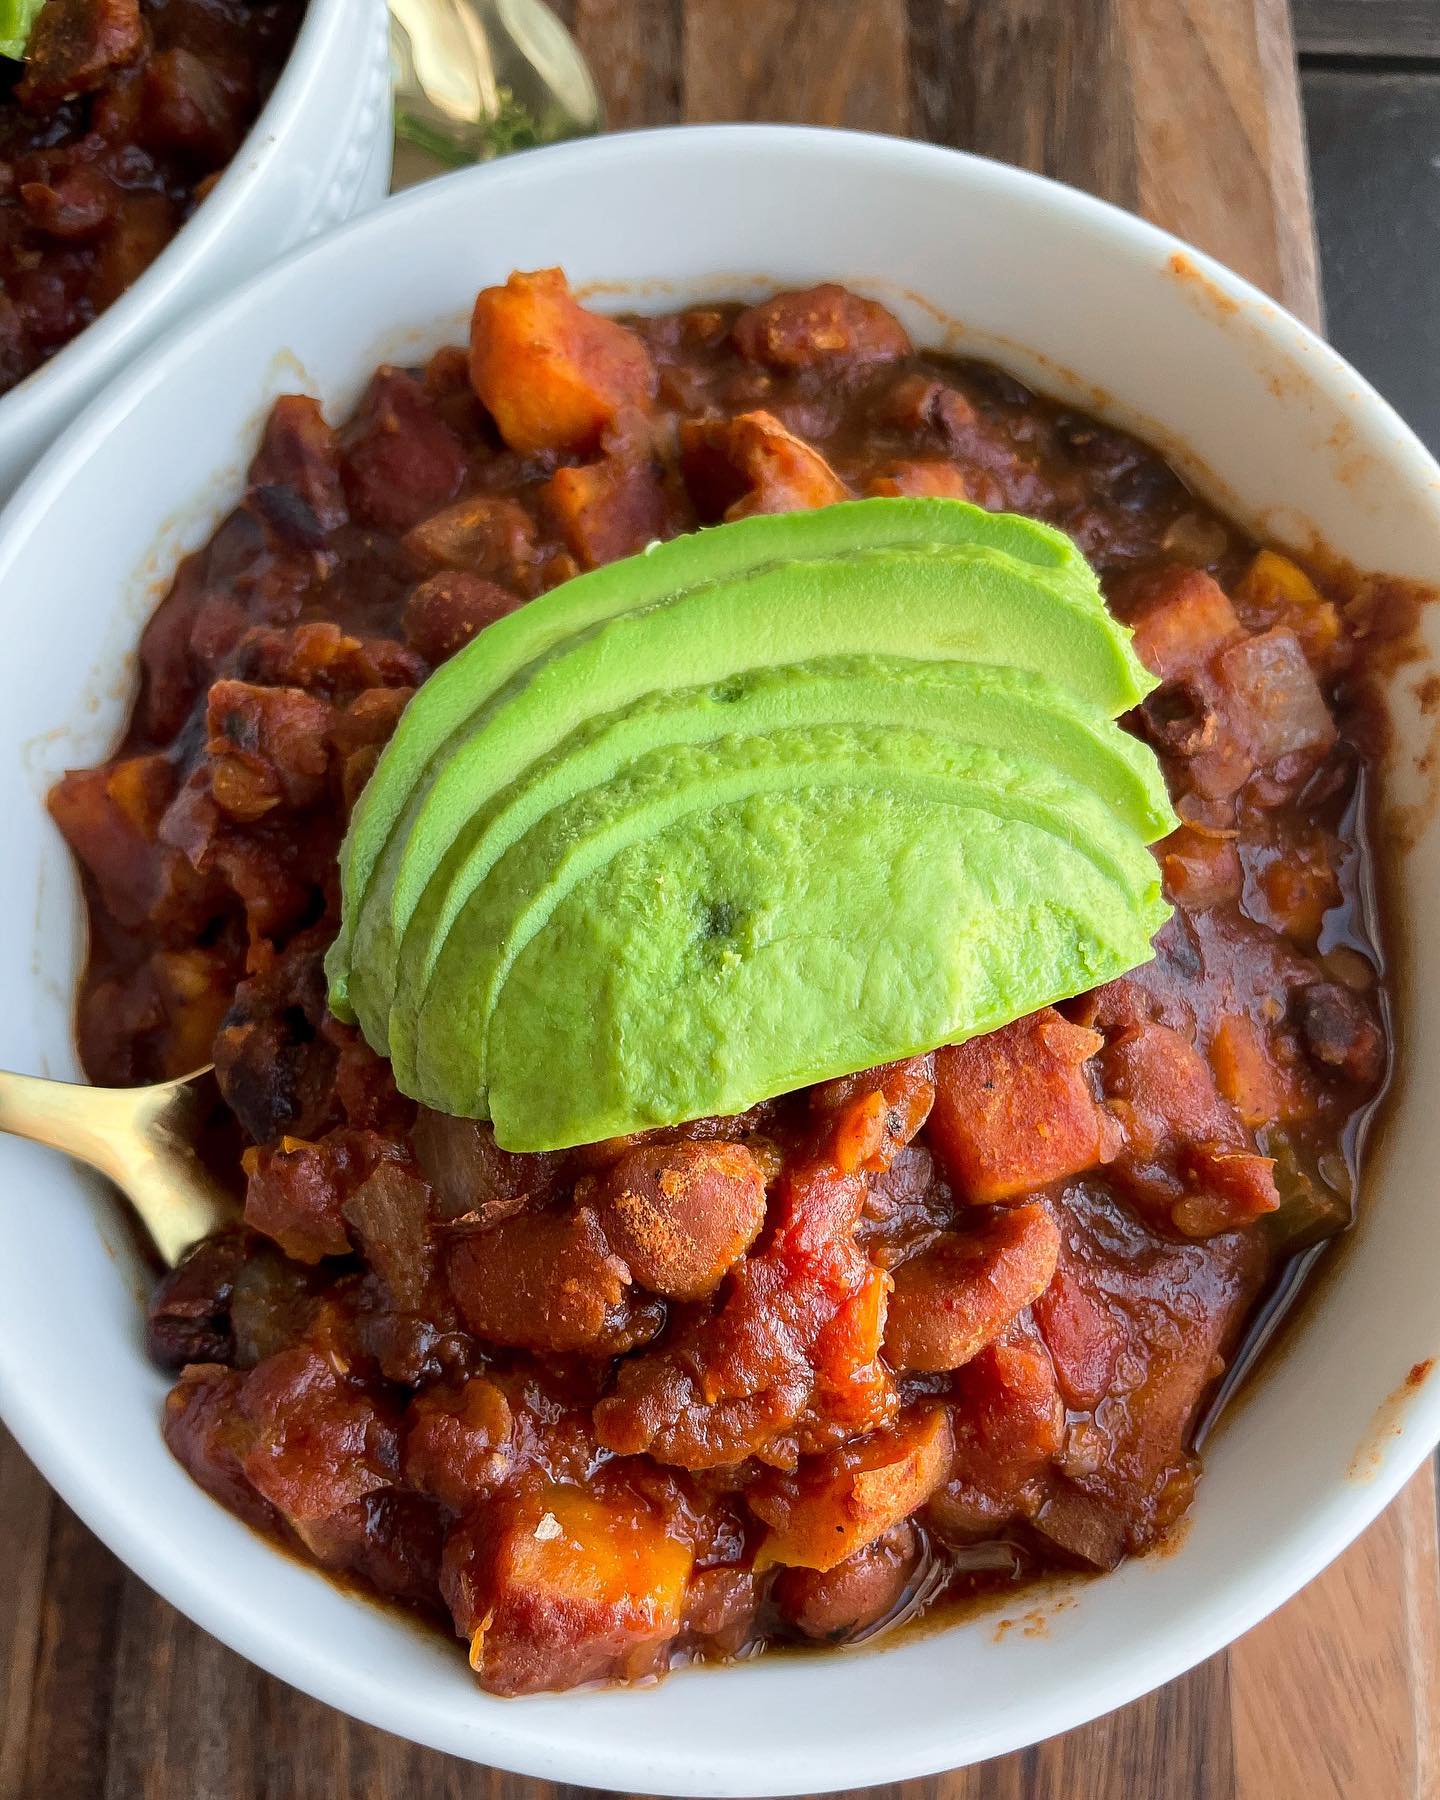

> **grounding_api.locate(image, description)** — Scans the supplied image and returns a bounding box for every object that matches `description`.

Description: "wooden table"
[5,3,1438,1796]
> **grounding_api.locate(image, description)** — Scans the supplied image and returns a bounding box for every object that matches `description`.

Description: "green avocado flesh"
[0,0,44,61]
[329,497,1176,1148]
[327,497,1113,1015]
[339,543,1151,1037]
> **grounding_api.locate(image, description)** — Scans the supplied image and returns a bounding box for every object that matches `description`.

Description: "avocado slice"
[0,0,45,61]
[342,542,1154,1041]
[328,498,1117,1016]
[381,658,1174,1088]
[486,787,1153,1149]
[407,725,1167,1123]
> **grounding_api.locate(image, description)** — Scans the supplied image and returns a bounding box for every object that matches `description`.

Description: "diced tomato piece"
[925,1339,1063,1539]
[1032,1262,1124,1410]
[883,1206,1059,1372]
[929,1009,1120,1202]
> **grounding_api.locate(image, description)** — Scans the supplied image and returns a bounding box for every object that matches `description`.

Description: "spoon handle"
[0,1068,239,1266]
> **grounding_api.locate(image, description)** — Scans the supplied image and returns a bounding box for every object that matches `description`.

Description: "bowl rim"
[3,122,1440,1791]
[0,0,364,436]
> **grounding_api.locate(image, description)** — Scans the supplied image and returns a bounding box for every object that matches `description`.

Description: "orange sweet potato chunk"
[469,268,656,455]
[929,1009,1121,1202]
[750,1407,953,1572]
[443,1483,693,1695]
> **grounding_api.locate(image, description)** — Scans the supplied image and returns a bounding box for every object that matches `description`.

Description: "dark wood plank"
[1294,0,1440,59]
[0,1434,50,1800]
[1304,67,1440,452]
[908,0,1319,328]
[1229,1472,1440,1798]
[682,0,909,132]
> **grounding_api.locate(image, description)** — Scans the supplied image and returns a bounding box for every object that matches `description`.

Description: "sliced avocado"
[328,498,1119,1016]
[0,0,45,61]
[485,788,1155,1148]
[343,542,1154,1042]
[382,658,1174,1087]
[408,725,1167,1120]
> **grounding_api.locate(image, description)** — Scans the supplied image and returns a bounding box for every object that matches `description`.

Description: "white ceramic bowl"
[1,127,1438,1793]
[0,0,393,500]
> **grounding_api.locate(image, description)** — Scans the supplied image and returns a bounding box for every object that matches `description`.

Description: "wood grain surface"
[5,3,1435,1796]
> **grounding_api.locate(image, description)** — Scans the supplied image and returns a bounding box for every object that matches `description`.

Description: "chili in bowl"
[1,129,1437,1791]
[0,0,390,498]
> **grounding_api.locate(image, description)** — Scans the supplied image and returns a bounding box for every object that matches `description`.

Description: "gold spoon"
[0,1066,238,1267]
[389,0,602,175]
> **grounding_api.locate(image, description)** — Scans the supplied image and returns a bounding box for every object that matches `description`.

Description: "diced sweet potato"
[811,1055,936,1176]
[866,459,969,500]
[1123,566,1241,683]
[403,571,521,664]
[750,1407,952,1571]
[1209,1014,1287,1127]
[469,268,656,455]
[402,494,536,583]
[731,285,911,370]
[929,1010,1120,1202]
[680,410,847,521]
[540,455,674,569]
[1235,549,1342,664]
[882,1206,1060,1372]
[442,1482,692,1694]
[585,1140,768,1302]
